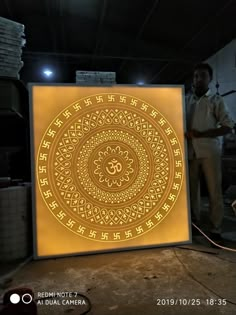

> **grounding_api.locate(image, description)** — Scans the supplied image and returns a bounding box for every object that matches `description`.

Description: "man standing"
[185,63,234,243]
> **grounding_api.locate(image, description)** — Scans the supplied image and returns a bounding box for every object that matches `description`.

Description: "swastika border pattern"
[36,93,184,242]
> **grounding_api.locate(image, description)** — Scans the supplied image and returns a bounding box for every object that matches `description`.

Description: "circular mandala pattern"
[93,143,135,189]
[77,130,150,203]
[37,93,184,242]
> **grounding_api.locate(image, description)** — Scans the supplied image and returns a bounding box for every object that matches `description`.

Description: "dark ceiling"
[0,0,236,85]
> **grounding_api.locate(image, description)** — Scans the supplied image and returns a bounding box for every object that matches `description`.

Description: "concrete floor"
[0,200,236,315]
[0,245,236,315]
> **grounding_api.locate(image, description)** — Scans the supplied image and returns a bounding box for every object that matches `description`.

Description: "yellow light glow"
[30,85,191,258]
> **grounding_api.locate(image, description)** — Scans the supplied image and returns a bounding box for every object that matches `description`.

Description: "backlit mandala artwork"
[36,93,184,242]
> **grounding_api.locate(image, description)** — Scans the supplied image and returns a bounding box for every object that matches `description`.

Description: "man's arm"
[185,126,232,139]
[185,97,234,139]
[196,126,232,138]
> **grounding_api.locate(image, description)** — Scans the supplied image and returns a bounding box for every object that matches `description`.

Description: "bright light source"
[137,81,144,85]
[43,69,53,77]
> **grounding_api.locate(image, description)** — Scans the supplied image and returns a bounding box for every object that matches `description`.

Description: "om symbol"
[106,159,122,175]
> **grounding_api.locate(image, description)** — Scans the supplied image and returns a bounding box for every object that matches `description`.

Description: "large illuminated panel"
[30,85,191,258]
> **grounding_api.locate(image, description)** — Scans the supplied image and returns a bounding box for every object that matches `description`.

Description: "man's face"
[193,69,211,92]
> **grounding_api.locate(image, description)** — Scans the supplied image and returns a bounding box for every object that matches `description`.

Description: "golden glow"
[31,86,190,258]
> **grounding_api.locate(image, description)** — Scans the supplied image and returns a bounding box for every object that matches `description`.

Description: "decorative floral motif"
[94,146,134,188]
